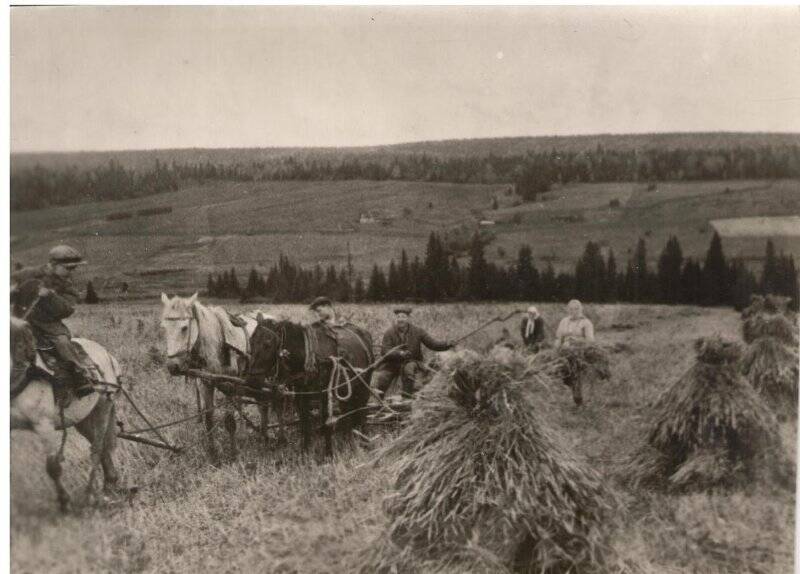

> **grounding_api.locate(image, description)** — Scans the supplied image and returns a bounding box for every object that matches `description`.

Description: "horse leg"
[257,401,271,447]
[275,393,287,446]
[203,383,220,464]
[75,398,119,495]
[100,402,120,494]
[224,409,238,461]
[84,398,115,505]
[298,396,311,455]
[36,419,70,513]
[321,395,334,459]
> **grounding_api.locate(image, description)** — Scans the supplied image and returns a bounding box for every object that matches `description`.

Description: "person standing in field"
[555,299,595,348]
[520,305,547,351]
[372,306,453,398]
[10,245,94,396]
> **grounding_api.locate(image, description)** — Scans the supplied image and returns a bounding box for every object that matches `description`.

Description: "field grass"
[10,177,800,297]
[10,301,796,573]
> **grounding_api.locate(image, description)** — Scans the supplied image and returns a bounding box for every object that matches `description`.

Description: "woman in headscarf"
[555,299,595,348]
[520,305,547,351]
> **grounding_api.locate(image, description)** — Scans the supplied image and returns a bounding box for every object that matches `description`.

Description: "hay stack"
[533,341,611,405]
[363,350,617,573]
[742,311,798,345]
[627,337,783,492]
[740,336,799,417]
[741,293,793,320]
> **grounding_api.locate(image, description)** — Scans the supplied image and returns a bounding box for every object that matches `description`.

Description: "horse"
[246,314,374,458]
[10,317,121,512]
[159,293,281,462]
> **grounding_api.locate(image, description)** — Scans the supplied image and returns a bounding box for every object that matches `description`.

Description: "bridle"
[163,305,202,367]
[249,321,304,387]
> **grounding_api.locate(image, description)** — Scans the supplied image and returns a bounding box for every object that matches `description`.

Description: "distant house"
[360,209,395,225]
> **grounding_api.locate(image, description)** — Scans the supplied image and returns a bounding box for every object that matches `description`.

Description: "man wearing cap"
[371,306,453,398]
[10,245,93,396]
[309,296,337,327]
[520,305,547,351]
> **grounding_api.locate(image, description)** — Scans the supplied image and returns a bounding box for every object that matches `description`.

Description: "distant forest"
[11,138,800,210]
[206,235,798,311]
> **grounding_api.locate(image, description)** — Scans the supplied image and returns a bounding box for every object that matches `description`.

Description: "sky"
[10,6,800,152]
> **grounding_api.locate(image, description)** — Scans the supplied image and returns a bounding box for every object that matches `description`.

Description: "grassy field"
[10,177,800,298]
[10,300,796,573]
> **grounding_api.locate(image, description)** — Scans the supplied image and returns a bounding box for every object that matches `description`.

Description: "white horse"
[159,293,282,462]
[10,317,121,512]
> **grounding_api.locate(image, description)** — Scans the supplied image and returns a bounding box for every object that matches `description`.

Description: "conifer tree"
[761,239,780,295]
[702,232,729,305]
[605,249,618,302]
[467,232,489,300]
[657,236,683,304]
[84,280,100,304]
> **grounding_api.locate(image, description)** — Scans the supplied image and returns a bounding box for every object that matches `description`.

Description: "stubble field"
[10,301,797,573]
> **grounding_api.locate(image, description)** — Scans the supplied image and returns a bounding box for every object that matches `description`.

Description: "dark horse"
[246,314,374,458]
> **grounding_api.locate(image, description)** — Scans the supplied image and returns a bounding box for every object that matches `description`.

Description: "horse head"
[246,312,284,386]
[160,292,201,375]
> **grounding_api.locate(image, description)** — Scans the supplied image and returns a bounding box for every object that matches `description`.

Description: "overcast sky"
[10,6,800,152]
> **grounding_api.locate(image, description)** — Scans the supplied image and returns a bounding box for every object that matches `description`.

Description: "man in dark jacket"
[372,306,453,398]
[10,245,93,396]
[520,305,547,351]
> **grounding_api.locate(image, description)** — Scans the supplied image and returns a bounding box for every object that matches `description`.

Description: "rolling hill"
[12,132,800,172]
[10,175,800,299]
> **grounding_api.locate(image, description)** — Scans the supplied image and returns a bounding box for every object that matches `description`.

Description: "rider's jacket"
[11,265,79,338]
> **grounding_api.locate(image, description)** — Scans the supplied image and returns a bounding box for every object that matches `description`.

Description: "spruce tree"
[761,239,780,294]
[246,268,261,298]
[631,238,649,302]
[84,280,100,304]
[729,258,758,311]
[387,260,400,301]
[515,245,539,300]
[680,258,702,304]
[605,249,618,302]
[397,250,411,300]
[229,267,241,298]
[702,232,729,306]
[575,241,606,302]
[540,263,557,302]
[206,274,217,297]
[353,275,366,302]
[467,232,489,300]
[367,265,388,301]
[657,236,683,304]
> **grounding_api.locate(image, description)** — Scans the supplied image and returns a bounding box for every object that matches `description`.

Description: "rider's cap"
[393,306,412,315]
[49,245,86,268]
[309,296,333,310]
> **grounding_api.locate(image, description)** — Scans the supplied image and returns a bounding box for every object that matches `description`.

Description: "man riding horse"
[11,245,94,397]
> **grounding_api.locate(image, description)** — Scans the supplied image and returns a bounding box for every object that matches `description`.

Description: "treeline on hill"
[12,144,800,210]
[207,236,798,311]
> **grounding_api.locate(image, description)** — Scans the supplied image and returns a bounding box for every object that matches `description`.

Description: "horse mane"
[162,295,226,371]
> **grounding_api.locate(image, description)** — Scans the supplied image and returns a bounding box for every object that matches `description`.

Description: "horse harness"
[165,305,251,374]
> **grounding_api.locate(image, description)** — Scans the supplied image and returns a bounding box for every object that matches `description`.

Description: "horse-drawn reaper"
[159,293,282,462]
[246,313,378,458]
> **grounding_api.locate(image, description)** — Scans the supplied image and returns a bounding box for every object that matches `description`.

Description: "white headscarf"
[525,306,539,337]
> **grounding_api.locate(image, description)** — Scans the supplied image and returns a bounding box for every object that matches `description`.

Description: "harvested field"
[10,302,797,573]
